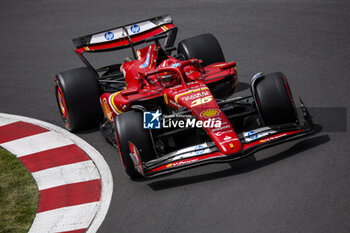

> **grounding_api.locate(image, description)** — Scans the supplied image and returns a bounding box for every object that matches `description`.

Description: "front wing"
[131,103,314,178]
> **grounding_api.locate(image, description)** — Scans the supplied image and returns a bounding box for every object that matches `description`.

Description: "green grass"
[0,148,39,233]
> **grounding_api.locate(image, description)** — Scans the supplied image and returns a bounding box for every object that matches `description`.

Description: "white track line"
[29,202,99,233]
[0,131,73,158]
[32,160,100,190]
[0,118,19,127]
[0,113,113,233]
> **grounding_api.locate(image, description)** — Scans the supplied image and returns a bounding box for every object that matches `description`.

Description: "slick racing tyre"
[115,110,156,178]
[54,67,103,131]
[178,33,225,67]
[253,72,298,125]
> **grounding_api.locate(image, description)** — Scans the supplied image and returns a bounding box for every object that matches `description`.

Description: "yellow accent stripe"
[174,87,209,103]
[110,91,124,114]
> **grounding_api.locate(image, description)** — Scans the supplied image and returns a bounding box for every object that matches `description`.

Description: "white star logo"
[150,110,161,122]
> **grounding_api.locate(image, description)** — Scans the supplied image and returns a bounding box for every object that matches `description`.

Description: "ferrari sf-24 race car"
[54,15,314,178]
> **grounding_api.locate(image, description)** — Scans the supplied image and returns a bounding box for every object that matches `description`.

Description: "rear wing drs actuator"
[72,15,177,69]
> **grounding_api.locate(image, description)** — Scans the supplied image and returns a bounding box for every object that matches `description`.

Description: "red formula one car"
[54,15,314,178]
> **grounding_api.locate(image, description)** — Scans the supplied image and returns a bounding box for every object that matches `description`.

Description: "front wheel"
[253,72,298,125]
[114,110,156,178]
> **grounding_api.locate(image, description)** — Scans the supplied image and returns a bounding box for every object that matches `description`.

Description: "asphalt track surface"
[0,0,349,232]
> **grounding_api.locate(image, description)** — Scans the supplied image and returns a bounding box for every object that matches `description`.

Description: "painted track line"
[0,121,48,143]
[19,144,91,173]
[0,113,113,233]
[31,202,100,232]
[38,180,102,213]
[0,118,18,127]
[1,131,74,157]
[32,160,100,190]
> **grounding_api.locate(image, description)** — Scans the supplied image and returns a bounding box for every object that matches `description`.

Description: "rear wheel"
[115,110,156,178]
[177,33,225,67]
[54,67,103,131]
[253,72,298,125]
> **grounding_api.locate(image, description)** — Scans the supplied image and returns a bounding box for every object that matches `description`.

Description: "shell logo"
[200,109,220,118]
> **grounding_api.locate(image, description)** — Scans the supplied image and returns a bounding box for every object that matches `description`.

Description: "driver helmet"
[158,60,180,87]
[158,71,179,87]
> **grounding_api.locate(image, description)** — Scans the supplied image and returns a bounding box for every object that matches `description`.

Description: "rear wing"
[73,15,177,55]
